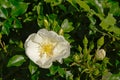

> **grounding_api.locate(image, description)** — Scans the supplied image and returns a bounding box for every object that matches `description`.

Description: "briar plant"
[0,0,120,80]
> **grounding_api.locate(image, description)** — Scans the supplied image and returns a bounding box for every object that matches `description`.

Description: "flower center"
[40,42,55,57]
[43,44,53,55]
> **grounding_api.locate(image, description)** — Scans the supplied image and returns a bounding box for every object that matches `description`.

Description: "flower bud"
[59,28,64,35]
[95,49,106,60]
[44,18,49,29]
[73,54,80,62]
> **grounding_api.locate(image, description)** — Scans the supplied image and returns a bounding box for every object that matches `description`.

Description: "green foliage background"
[0,0,120,80]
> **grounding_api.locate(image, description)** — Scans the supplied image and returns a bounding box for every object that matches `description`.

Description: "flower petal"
[24,33,36,48]
[37,29,49,38]
[37,29,59,42]
[36,54,53,68]
[33,34,44,44]
[53,42,70,63]
[25,46,40,63]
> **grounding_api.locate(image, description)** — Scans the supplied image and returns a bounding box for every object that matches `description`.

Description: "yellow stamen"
[40,42,54,57]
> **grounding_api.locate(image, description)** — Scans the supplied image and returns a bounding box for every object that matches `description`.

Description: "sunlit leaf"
[37,3,42,15]
[0,0,11,8]
[11,2,28,17]
[75,0,90,11]
[100,14,116,31]
[7,55,26,67]
[61,19,74,32]
[0,7,8,19]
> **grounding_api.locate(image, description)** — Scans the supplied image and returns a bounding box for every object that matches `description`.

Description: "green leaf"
[67,0,79,11]
[58,4,67,12]
[87,0,104,15]
[75,0,90,11]
[37,3,42,15]
[115,60,120,67]
[64,57,73,64]
[0,0,11,8]
[100,14,116,31]
[1,18,14,35]
[11,2,28,17]
[28,61,38,75]
[58,67,65,77]
[0,78,2,80]
[7,55,26,67]
[97,36,104,49]
[45,0,62,6]
[109,1,120,16]
[49,65,58,75]
[13,18,22,28]
[61,19,74,32]
[109,26,120,35]
[109,73,120,80]
[0,7,8,19]
[89,41,94,51]
[102,72,112,80]
[66,71,73,80]
[100,13,120,35]
[31,71,40,80]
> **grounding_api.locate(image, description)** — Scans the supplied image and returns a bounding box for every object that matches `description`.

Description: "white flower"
[95,49,106,60]
[24,29,70,68]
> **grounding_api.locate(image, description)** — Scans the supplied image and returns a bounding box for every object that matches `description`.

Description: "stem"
[0,40,7,53]
[95,28,120,40]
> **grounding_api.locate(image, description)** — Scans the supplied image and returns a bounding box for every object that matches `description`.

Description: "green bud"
[93,69,99,76]
[97,36,104,49]
[73,54,80,62]
[44,18,49,29]
[83,36,88,47]
[59,28,64,35]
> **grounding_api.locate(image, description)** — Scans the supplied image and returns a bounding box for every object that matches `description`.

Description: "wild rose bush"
[0,0,120,80]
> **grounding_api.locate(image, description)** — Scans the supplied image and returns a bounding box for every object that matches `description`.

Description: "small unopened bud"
[95,49,106,60]
[44,18,49,29]
[59,28,64,35]
[73,54,80,62]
